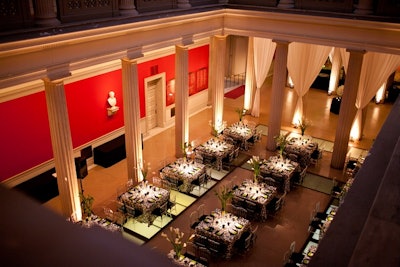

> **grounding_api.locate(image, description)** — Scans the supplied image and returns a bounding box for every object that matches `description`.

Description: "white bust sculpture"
[107,91,118,110]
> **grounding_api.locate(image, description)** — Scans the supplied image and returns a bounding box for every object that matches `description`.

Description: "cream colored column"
[119,0,138,16]
[121,58,142,184]
[331,50,365,169]
[266,41,290,151]
[175,45,190,158]
[43,78,81,221]
[244,37,255,112]
[328,47,342,95]
[34,0,60,27]
[209,35,227,134]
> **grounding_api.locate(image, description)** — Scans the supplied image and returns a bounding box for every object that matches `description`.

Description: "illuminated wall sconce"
[107,91,119,116]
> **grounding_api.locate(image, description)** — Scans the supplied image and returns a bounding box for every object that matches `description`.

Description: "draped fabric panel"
[251,38,276,117]
[350,52,400,140]
[287,42,332,125]
[340,48,350,73]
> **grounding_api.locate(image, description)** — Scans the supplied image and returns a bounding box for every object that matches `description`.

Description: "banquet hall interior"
[1,1,400,267]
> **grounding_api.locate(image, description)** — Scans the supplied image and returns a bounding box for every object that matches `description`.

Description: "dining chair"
[103,206,114,222]
[250,225,258,247]
[190,210,199,230]
[197,203,207,221]
[167,194,177,217]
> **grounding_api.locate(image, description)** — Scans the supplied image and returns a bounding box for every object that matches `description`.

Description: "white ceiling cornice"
[0,8,399,91]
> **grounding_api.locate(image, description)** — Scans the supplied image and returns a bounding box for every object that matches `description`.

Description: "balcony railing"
[1,0,399,38]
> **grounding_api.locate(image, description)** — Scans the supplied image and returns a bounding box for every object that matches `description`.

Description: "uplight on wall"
[107,91,119,116]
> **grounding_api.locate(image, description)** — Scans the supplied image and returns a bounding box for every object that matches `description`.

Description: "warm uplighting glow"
[243,84,252,111]
[350,114,361,141]
[375,83,386,104]
[328,71,338,95]
[287,76,294,88]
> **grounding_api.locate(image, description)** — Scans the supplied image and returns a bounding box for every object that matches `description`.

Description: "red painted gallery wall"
[0,44,209,182]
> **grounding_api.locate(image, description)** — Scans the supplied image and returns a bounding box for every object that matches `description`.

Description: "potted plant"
[274,134,289,158]
[80,193,94,219]
[162,227,194,260]
[214,185,233,214]
[247,155,261,183]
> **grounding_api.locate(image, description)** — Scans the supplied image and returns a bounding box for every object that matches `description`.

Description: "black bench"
[94,135,126,168]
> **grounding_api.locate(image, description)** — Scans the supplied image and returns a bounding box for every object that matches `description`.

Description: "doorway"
[145,73,166,133]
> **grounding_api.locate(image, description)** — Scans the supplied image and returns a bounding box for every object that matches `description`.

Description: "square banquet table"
[285,136,318,167]
[195,209,251,259]
[161,158,206,193]
[233,179,277,221]
[119,181,170,224]
[195,138,234,170]
[222,121,256,150]
[260,156,300,192]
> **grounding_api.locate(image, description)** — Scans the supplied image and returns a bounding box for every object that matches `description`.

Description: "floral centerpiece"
[247,155,261,183]
[297,117,312,136]
[140,161,151,182]
[274,134,289,158]
[235,107,246,122]
[214,185,233,214]
[162,227,193,260]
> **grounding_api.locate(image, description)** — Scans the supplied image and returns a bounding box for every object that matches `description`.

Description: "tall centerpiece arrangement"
[140,161,151,182]
[274,134,289,158]
[162,227,194,260]
[247,155,261,183]
[214,185,233,214]
[235,107,246,122]
[297,117,312,136]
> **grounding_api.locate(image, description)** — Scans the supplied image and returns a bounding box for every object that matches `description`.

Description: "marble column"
[331,50,366,169]
[209,35,227,134]
[119,0,138,16]
[354,0,374,15]
[244,37,255,112]
[177,0,191,8]
[266,41,290,151]
[43,78,81,221]
[328,48,342,95]
[175,45,190,158]
[121,58,142,184]
[34,0,60,27]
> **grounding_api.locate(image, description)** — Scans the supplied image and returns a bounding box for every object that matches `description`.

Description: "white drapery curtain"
[339,48,350,73]
[350,52,400,140]
[287,42,332,125]
[251,37,276,117]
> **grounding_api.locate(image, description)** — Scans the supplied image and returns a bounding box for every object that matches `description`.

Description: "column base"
[120,9,139,16]
[35,18,61,28]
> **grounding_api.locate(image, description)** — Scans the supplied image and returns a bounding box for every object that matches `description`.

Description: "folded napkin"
[229,229,237,235]
[235,223,243,229]
[216,230,223,236]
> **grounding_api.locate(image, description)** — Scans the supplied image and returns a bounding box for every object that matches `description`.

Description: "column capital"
[346,49,367,55]
[46,63,71,81]
[272,39,291,46]
[126,46,143,60]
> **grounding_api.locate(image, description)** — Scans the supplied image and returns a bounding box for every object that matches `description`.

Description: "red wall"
[0,44,209,182]
[0,91,53,180]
